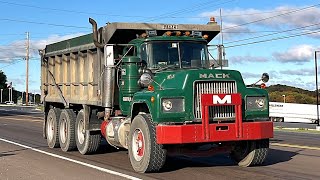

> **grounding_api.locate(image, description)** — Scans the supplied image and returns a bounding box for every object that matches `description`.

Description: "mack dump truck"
[40,17,273,173]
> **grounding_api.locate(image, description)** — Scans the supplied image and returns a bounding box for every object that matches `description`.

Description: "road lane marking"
[0,137,141,180]
[0,116,42,123]
[0,113,43,120]
[271,143,320,150]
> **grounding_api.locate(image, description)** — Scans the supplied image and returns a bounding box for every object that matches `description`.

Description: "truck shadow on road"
[159,148,297,172]
[262,148,298,166]
[0,153,15,158]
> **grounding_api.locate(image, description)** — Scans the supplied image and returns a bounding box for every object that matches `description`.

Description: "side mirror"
[261,73,269,83]
[104,45,114,66]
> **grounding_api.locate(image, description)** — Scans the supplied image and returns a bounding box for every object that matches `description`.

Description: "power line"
[0,18,89,29]
[0,0,131,17]
[145,0,236,22]
[0,0,313,19]
[224,22,320,44]
[145,0,221,21]
[0,59,24,69]
[0,33,24,36]
[223,3,320,30]
[225,29,320,48]
[0,57,38,60]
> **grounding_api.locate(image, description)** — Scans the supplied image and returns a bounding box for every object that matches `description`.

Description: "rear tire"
[230,139,269,167]
[46,108,61,148]
[128,114,167,173]
[75,110,101,155]
[59,109,77,152]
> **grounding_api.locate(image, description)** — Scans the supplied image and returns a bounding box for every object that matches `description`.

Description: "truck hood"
[152,69,246,91]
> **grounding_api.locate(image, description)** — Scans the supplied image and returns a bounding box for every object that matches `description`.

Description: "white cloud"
[200,6,320,38]
[279,68,315,76]
[241,72,260,79]
[0,33,85,63]
[201,6,320,28]
[230,55,269,64]
[272,44,314,64]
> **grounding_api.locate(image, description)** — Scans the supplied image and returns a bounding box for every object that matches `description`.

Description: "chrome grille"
[194,81,237,120]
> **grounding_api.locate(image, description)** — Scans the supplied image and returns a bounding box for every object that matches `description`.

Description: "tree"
[0,70,9,102]
[0,70,7,88]
[267,85,317,104]
[0,70,20,103]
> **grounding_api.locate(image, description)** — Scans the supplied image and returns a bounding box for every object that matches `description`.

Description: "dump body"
[41,35,103,106]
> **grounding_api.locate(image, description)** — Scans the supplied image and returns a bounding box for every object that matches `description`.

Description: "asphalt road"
[1,108,320,180]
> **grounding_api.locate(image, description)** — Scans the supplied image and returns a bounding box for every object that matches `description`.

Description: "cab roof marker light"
[207,17,217,24]
[146,30,157,36]
[140,33,147,38]
[164,31,172,36]
[184,31,191,36]
[192,31,202,37]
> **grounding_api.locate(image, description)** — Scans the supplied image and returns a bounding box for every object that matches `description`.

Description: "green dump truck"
[40,17,273,173]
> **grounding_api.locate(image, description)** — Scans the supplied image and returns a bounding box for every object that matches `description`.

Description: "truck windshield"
[141,41,209,71]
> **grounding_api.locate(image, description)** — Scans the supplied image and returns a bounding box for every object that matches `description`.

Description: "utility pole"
[315,51,320,130]
[217,45,225,69]
[26,32,29,106]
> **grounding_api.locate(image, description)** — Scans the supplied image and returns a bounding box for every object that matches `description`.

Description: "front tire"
[230,139,269,167]
[75,110,101,155]
[128,114,167,173]
[59,109,77,152]
[46,108,61,148]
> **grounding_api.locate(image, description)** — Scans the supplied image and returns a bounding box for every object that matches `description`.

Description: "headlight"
[162,100,173,111]
[161,98,184,112]
[246,96,267,110]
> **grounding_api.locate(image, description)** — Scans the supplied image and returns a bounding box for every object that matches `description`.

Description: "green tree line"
[0,70,40,104]
[266,84,317,104]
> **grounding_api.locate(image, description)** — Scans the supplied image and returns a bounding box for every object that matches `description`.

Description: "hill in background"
[266,84,317,104]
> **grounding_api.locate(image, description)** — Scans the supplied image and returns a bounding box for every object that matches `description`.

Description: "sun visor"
[102,22,221,44]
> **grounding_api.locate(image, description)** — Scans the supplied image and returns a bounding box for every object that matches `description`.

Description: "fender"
[130,92,158,122]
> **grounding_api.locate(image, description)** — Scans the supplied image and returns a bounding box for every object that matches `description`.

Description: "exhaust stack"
[89,18,104,49]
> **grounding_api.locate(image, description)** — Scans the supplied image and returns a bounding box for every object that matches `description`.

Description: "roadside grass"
[35,104,44,112]
[274,126,320,134]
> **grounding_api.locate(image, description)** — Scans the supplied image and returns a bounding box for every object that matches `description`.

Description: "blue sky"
[0,0,320,93]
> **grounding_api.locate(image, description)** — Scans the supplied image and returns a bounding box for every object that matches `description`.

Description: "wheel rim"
[132,128,145,162]
[47,116,54,141]
[60,118,67,144]
[77,118,85,144]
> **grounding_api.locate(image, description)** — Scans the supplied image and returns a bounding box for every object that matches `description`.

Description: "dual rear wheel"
[45,108,100,154]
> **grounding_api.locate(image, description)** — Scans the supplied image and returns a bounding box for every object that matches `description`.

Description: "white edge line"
[0,137,141,180]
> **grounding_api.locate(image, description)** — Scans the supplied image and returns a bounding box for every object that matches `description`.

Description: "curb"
[274,127,320,133]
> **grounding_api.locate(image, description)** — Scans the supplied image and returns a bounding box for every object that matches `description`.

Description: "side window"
[140,44,148,63]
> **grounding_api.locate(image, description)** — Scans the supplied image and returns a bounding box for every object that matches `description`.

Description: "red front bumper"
[156,93,273,144]
[156,121,273,144]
